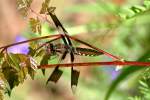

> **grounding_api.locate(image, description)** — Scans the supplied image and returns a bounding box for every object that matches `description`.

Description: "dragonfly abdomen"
[74,47,103,56]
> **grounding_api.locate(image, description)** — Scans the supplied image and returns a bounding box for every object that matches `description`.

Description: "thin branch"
[38,61,150,69]
[0,34,61,50]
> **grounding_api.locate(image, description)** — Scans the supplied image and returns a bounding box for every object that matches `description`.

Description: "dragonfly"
[37,42,104,84]
[38,7,104,91]
[46,7,80,90]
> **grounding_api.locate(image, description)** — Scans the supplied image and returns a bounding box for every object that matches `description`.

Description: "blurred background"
[0,0,150,100]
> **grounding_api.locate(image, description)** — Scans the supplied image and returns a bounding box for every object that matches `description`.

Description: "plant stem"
[0,34,61,50]
[38,61,150,69]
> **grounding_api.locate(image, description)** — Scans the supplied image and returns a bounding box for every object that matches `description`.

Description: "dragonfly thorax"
[45,43,103,57]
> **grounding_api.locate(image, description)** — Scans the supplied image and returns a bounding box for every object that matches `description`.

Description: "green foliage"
[29,18,42,34]
[128,68,150,100]
[40,0,51,14]
[128,96,142,100]
[119,0,150,20]
[40,54,51,75]
[0,53,36,98]
[104,0,150,99]
[17,0,33,17]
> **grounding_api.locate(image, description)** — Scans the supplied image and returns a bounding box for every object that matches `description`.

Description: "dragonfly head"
[46,43,56,55]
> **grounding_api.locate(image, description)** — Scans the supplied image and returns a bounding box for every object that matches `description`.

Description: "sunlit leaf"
[28,41,41,57]
[40,53,51,75]
[28,47,36,56]
[0,91,4,100]
[6,53,21,71]
[141,68,150,80]
[0,73,7,90]
[28,66,35,80]
[1,54,36,90]
[0,53,3,60]
[0,53,4,65]
[35,49,45,57]
[17,54,30,83]
[0,73,11,96]
[29,18,42,34]
[130,6,145,13]
[17,0,33,17]
[40,0,51,14]
[2,61,20,90]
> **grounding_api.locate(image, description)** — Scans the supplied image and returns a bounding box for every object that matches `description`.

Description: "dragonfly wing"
[71,68,80,93]
[46,66,63,84]
[70,52,80,93]
[46,50,68,84]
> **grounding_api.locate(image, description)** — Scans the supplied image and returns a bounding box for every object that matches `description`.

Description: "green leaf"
[28,47,36,56]
[28,41,41,57]
[1,54,35,90]
[0,53,4,64]
[105,51,150,100]
[29,18,42,34]
[35,49,45,57]
[18,54,36,80]
[2,61,20,90]
[0,72,11,97]
[28,67,35,80]
[130,6,145,14]
[17,54,30,83]
[0,53,3,60]
[17,0,33,17]
[0,91,4,100]
[40,0,51,14]
[6,53,21,71]
[40,54,51,75]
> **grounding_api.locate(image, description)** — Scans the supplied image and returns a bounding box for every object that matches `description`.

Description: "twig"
[38,61,150,69]
[0,34,61,50]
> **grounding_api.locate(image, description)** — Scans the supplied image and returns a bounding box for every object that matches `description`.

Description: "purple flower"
[102,57,120,80]
[8,35,29,54]
[103,66,120,80]
[110,68,120,80]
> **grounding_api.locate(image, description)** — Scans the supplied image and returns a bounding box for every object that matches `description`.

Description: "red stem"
[0,34,61,50]
[38,61,150,69]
